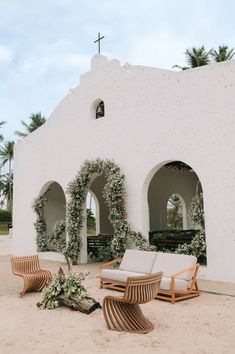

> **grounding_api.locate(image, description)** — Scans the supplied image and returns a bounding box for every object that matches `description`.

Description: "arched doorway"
[42,181,66,234]
[86,191,99,236]
[37,181,66,251]
[83,174,114,262]
[148,161,203,232]
[147,161,206,262]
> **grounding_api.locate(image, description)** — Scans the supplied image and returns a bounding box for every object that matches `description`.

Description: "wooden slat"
[102,272,162,333]
[11,255,52,297]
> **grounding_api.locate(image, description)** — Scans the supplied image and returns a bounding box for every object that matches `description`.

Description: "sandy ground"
[1,236,235,354]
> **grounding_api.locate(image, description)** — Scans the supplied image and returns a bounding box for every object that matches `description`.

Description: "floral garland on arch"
[33,196,48,251]
[33,196,66,254]
[66,158,149,264]
[33,158,149,265]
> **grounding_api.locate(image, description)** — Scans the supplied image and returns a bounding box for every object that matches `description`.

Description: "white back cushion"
[119,249,157,274]
[151,252,197,280]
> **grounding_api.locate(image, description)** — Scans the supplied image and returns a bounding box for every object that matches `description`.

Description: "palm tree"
[0,141,14,174]
[210,45,235,62]
[0,141,14,211]
[0,173,13,211]
[174,46,211,70]
[15,112,46,137]
[0,121,6,142]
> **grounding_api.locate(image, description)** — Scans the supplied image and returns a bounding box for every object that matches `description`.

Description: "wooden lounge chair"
[156,263,200,304]
[102,272,163,334]
[11,255,52,297]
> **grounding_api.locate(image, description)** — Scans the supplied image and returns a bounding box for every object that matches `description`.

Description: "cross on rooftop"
[94,32,105,54]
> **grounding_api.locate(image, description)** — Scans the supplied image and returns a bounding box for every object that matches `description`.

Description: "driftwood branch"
[57,295,101,314]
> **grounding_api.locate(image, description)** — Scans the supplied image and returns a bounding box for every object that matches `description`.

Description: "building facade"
[13,55,235,283]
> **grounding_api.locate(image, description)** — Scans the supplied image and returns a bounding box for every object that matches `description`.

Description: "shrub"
[0,209,12,222]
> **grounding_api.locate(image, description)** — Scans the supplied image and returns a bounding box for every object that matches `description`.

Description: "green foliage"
[33,196,67,256]
[48,220,66,253]
[0,120,6,142]
[87,208,95,226]
[33,158,149,265]
[0,141,14,169]
[33,196,48,251]
[149,229,198,252]
[175,190,206,262]
[175,230,206,260]
[97,245,114,262]
[174,44,235,70]
[185,46,211,68]
[15,112,46,138]
[66,158,149,264]
[0,141,14,212]
[38,276,63,309]
[210,45,235,62]
[0,209,12,222]
[0,173,13,212]
[189,192,204,229]
[38,272,88,310]
[62,273,88,301]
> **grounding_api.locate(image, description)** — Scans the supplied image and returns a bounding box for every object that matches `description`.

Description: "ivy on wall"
[33,158,149,265]
[33,196,48,251]
[175,191,206,260]
[33,196,67,253]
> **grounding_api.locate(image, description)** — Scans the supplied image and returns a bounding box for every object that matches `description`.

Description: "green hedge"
[149,229,206,265]
[0,210,12,222]
[149,229,198,250]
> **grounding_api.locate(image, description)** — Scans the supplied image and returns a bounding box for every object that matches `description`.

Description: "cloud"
[0,44,13,65]
[19,39,90,75]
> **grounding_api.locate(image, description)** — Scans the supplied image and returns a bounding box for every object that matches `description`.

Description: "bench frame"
[100,258,200,304]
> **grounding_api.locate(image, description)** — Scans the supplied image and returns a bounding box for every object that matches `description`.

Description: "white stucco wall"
[13,54,235,282]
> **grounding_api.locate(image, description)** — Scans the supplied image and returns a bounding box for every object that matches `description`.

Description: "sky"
[1,0,235,140]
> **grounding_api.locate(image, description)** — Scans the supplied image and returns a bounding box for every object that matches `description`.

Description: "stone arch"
[66,158,148,264]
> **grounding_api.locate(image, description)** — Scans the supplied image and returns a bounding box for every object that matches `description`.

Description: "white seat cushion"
[160,276,189,291]
[119,249,157,274]
[101,269,147,283]
[151,252,197,281]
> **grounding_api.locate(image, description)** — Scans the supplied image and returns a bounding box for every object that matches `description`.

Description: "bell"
[96,103,104,118]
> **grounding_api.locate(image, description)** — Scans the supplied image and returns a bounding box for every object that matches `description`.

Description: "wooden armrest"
[171,263,199,278]
[100,258,122,270]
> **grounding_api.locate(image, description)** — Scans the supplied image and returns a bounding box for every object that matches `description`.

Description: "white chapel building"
[13,54,235,283]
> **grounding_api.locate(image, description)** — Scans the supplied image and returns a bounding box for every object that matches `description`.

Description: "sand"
[0,236,235,354]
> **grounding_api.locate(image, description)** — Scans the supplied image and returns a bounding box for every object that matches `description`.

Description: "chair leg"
[103,297,154,334]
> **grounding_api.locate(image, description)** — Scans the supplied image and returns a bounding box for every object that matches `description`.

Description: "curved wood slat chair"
[11,255,52,297]
[103,272,163,334]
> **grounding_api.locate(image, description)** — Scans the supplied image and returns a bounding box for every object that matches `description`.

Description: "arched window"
[91,99,105,119]
[167,194,186,230]
[86,191,98,236]
[95,100,105,119]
